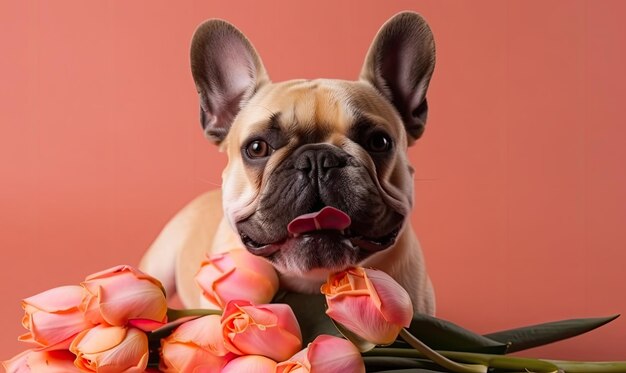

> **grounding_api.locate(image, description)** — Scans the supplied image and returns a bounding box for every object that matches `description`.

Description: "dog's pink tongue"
[287,206,351,235]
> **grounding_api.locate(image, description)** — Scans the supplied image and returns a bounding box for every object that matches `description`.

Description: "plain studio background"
[1,0,625,363]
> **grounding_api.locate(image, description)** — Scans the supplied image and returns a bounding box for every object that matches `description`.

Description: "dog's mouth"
[239,206,401,258]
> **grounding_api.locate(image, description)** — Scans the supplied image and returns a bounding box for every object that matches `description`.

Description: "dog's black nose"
[294,144,348,178]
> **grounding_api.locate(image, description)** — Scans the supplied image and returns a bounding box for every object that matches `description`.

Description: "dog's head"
[190,12,435,286]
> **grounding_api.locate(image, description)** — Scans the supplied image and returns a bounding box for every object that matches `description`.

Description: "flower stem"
[398,328,488,373]
[166,307,221,321]
[366,347,626,372]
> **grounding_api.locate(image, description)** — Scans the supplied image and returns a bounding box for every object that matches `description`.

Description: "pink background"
[1,0,625,363]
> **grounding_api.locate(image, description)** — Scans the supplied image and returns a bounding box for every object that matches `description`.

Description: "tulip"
[195,249,279,309]
[160,314,233,373]
[221,300,302,361]
[81,265,167,329]
[321,267,413,345]
[18,285,93,348]
[70,325,149,372]
[222,355,277,373]
[3,349,80,373]
[276,335,365,373]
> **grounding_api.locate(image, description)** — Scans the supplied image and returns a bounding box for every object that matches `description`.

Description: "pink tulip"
[81,265,167,329]
[70,325,149,372]
[195,249,279,309]
[160,314,233,373]
[222,355,277,373]
[321,267,413,345]
[276,335,365,373]
[18,285,94,348]
[3,349,80,373]
[221,300,302,361]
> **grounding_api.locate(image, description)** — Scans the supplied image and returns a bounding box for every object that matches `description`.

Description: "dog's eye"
[245,140,272,158]
[366,132,392,153]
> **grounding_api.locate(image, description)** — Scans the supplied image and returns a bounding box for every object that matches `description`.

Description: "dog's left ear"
[360,12,436,144]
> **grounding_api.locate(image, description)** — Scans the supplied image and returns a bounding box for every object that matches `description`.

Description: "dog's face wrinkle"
[238,155,404,245]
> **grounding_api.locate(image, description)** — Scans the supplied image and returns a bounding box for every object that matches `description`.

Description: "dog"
[140,11,436,315]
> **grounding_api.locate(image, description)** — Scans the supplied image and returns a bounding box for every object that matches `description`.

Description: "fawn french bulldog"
[140,11,436,314]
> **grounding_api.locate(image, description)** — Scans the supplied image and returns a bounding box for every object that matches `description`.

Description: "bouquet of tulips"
[4,249,626,372]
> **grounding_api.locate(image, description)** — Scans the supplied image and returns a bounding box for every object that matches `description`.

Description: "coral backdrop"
[1,0,625,363]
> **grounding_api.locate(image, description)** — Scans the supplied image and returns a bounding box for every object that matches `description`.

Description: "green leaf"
[404,314,508,354]
[363,356,448,372]
[484,314,620,353]
[272,292,342,344]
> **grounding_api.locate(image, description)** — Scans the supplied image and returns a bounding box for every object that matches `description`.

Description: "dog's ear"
[191,20,270,144]
[360,12,436,144]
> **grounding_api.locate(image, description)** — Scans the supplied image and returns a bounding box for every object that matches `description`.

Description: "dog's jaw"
[278,268,335,293]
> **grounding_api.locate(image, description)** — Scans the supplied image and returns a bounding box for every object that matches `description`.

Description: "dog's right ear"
[191,20,270,144]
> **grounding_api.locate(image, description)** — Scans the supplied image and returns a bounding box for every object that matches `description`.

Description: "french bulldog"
[140,11,436,315]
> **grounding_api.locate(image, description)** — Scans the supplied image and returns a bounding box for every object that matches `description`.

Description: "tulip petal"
[27,350,80,372]
[22,286,85,312]
[160,340,230,373]
[364,269,413,327]
[81,268,167,327]
[19,307,93,347]
[128,318,166,332]
[258,304,303,340]
[213,269,277,307]
[171,315,228,356]
[196,250,279,309]
[2,349,30,373]
[276,348,310,373]
[275,362,309,373]
[221,301,303,361]
[96,328,148,372]
[195,260,234,306]
[230,322,302,361]
[222,355,277,373]
[71,325,126,354]
[86,265,163,288]
[307,335,365,373]
[326,294,401,345]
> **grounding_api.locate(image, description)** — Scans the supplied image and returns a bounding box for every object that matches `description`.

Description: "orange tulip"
[221,300,302,361]
[321,267,413,345]
[222,355,277,373]
[196,249,279,309]
[70,325,149,372]
[160,314,233,373]
[18,285,93,348]
[276,335,365,373]
[3,349,80,373]
[81,265,167,329]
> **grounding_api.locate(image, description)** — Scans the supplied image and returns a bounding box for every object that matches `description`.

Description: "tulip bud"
[196,249,279,309]
[81,265,167,329]
[160,314,233,373]
[18,285,93,348]
[70,325,149,372]
[321,267,413,345]
[221,300,302,361]
[276,335,365,373]
[3,349,79,373]
[222,355,277,373]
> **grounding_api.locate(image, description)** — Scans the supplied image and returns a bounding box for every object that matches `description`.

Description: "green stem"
[366,347,626,373]
[399,328,488,373]
[166,307,221,321]
[546,360,626,373]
